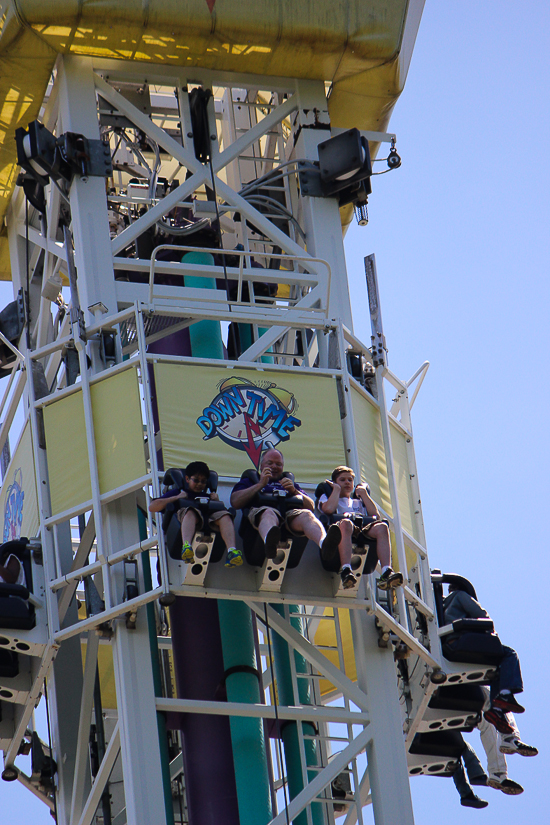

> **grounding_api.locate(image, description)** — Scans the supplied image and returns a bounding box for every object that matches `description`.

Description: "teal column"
[182,251,224,359]
[271,605,325,825]
[235,323,273,364]
[218,601,273,824]
[185,250,273,825]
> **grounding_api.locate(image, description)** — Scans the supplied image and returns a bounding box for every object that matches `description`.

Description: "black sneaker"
[484,708,515,734]
[378,568,404,590]
[493,693,525,714]
[488,777,523,795]
[499,738,538,757]
[461,792,488,809]
[340,568,357,590]
[321,524,341,562]
[264,525,281,559]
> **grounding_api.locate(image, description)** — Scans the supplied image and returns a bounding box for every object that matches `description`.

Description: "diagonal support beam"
[70,631,100,823]
[344,767,371,825]
[58,512,96,624]
[213,94,298,173]
[251,603,370,712]
[268,725,371,825]
[77,723,120,825]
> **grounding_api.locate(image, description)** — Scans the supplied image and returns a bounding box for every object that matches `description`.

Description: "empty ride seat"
[0,539,35,631]
[429,684,486,713]
[409,730,465,759]
[161,468,228,563]
[237,469,308,567]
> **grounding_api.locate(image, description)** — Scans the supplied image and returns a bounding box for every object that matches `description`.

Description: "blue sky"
[2,1,549,822]
[345,1,550,821]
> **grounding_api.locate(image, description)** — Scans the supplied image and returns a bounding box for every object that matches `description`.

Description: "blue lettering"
[197,416,215,438]
[246,391,265,419]
[259,404,288,431]
[205,406,223,426]
[277,415,301,439]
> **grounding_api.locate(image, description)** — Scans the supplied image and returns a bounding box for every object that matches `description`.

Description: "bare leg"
[257,508,280,543]
[180,509,199,545]
[369,522,391,568]
[216,514,236,550]
[338,518,354,566]
[287,511,326,546]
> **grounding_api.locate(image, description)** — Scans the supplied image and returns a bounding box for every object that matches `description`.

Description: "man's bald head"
[260,448,284,480]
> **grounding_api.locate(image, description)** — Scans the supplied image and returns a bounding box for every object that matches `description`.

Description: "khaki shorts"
[248,506,305,537]
[177,506,231,531]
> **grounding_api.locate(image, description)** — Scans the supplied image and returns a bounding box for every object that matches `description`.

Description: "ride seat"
[237,469,307,567]
[161,468,230,562]
[314,481,379,574]
[0,539,36,631]
[432,572,505,667]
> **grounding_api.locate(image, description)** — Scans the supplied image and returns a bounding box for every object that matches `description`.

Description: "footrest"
[182,534,215,586]
[332,549,368,598]
[257,541,292,593]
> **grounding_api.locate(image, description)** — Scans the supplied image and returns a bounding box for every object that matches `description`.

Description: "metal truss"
[0,51,488,825]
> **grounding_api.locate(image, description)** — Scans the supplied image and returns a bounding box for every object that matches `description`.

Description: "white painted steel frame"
[0,51,443,825]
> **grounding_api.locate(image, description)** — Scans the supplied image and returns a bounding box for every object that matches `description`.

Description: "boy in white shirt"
[319,466,403,590]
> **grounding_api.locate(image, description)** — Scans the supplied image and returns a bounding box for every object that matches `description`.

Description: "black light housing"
[317,128,372,196]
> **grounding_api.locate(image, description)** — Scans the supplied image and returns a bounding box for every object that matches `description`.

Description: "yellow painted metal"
[154,361,346,482]
[43,367,147,514]
[0,1,424,277]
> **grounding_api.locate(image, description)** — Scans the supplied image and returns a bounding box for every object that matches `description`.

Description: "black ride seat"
[161,468,231,562]
[432,572,504,667]
[314,481,379,574]
[0,538,35,631]
[237,469,308,567]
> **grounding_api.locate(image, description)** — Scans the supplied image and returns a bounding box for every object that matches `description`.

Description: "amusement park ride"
[0,2,501,824]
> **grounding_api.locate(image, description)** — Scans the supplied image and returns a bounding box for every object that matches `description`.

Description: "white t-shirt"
[319,495,368,517]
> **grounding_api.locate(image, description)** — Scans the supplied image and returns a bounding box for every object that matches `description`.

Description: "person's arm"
[320,482,341,514]
[230,467,271,509]
[148,490,186,513]
[209,492,219,501]
[456,592,491,620]
[354,484,379,518]
[0,555,21,585]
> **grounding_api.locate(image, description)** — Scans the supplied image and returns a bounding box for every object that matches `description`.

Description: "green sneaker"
[225,548,243,568]
[181,542,194,563]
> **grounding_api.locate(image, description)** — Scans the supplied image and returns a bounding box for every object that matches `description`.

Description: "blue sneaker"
[225,548,243,568]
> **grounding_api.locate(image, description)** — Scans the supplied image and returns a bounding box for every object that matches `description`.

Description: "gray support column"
[103,494,168,825]
[45,521,88,825]
[350,608,415,825]
[293,80,353,330]
[57,56,118,325]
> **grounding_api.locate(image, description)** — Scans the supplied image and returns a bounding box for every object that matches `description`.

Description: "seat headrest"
[0,538,30,565]
[431,572,478,601]
[163,468,218,493]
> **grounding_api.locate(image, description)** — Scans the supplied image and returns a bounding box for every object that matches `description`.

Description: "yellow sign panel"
[0,421,39,542]
[154,363,346,483]
[43,367,146,514]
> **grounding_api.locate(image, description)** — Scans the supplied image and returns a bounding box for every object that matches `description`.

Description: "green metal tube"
[182,251,224,360]
[218,600,273,825]
[271,605,325,825]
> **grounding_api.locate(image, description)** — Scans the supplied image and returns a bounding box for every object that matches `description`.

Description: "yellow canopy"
[0,0,424,277]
